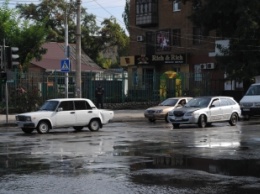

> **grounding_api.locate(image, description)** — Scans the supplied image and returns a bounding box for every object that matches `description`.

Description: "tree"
[0,0,47,71]
[98,17,129,67]
[16,0,129,68]
[189,0,260,90]
[122,0,130,33]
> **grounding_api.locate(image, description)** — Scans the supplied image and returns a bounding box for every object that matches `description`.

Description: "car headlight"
[255,102,260,107]
[185,112,194,116]
[25,116,32,122]
[168,111,173,116]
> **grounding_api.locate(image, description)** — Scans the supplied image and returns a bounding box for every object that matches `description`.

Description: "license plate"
[243,108,250,111]
[175,117,182,121]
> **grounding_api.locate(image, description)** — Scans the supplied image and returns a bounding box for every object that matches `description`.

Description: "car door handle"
[70,112,75,114]
[88,111,93,113]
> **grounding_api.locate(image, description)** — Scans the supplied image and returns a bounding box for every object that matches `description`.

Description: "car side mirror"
[57,107,63,112]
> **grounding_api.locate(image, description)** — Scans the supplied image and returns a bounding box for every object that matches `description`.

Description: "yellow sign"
[120,56,135,66]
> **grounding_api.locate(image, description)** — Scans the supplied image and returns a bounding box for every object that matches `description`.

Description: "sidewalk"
[0,109,145,126]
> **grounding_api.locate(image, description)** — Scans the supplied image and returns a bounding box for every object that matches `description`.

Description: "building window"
[156,29,171,52]
[146,31,155,55]
[173,0,181,12]
[172,29,181,46]
[136,0,158,26]
[193,27,203,45]
[192,0,202,10]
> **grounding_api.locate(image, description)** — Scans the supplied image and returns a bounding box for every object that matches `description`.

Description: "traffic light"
[0,71,7,83]
[7,47,19,69]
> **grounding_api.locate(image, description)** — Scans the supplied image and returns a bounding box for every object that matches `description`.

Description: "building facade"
[121,0,227,99]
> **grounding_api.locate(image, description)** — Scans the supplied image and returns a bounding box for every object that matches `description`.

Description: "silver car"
[144,97,193,122]
[168,96,241,128]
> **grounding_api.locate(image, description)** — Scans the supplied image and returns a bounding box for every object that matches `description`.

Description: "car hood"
[173,107,202,113]
[146,105,175,111]
[16,110,53,117]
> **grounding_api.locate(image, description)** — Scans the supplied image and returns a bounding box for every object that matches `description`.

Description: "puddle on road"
[130,154,260,178]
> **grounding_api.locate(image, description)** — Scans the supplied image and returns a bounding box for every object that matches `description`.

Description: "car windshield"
[245,85,260,95]
[159,98,178,106]
[39,100,59,111]
[185,97,211,108]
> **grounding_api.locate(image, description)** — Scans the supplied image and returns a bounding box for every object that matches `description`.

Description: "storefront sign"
[120,56,135,66]
[135,54,186,65]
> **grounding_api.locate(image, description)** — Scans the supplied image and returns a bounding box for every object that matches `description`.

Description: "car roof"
[193,96,234,99]
[167,97,193,99]
[47,98,91,102]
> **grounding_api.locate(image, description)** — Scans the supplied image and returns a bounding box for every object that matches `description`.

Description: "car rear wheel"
[37,121,50,134]
[22,128,34,134]
[229,113,238,126]
[198,114,207,128]
[88,119,100,131]
[73,126,84,131]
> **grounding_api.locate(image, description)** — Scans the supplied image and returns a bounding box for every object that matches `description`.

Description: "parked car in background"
[144,97,193,122]
[16,98,114,134]
[240,83,260,120]
[168,96,241,128]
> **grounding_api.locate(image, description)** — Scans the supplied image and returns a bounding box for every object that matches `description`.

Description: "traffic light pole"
[3,39,9,124]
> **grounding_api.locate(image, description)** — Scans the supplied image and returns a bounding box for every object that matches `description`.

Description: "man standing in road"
[95,84,104,109]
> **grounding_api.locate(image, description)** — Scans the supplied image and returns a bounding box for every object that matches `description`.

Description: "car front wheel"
[198,114,207,128]
[148,118,155,122]
[37,121,50,134]
[173,124,180,128]
[22,128,34,134]
[88,119,100,131]
[229,113,238,126]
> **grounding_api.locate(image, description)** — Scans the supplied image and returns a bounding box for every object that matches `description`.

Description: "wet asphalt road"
[1,120,260,194]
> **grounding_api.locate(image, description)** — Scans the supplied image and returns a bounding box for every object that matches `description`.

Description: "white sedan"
[16,98,114,134]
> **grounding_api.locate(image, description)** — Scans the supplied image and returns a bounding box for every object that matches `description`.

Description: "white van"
[239,83,260,120]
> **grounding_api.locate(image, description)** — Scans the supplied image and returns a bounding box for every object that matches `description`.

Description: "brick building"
[121,0,228,98]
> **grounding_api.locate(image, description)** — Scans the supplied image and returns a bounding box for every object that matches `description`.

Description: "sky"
[2,0,127,31]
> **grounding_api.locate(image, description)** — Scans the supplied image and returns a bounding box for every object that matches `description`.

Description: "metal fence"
[0,70,235,110]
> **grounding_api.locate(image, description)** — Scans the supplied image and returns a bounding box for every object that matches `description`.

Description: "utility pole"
[75,0,81,97]
[65,6,69,98]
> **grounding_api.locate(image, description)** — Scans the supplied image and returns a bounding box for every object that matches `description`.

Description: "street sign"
[60,59,70,72]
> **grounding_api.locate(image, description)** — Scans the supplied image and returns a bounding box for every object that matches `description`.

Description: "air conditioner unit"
[137,35,144,42]
[206,63,215,69]
[200,64,207,69]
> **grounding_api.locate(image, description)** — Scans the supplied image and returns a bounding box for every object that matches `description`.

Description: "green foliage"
[122,0,130,33]
[9,86,43,113]
[0,0,48,71]
[189,0,260,89]
[16,0,129,68]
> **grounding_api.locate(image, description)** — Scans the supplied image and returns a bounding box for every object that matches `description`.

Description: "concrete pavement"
[0,109,145,127]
